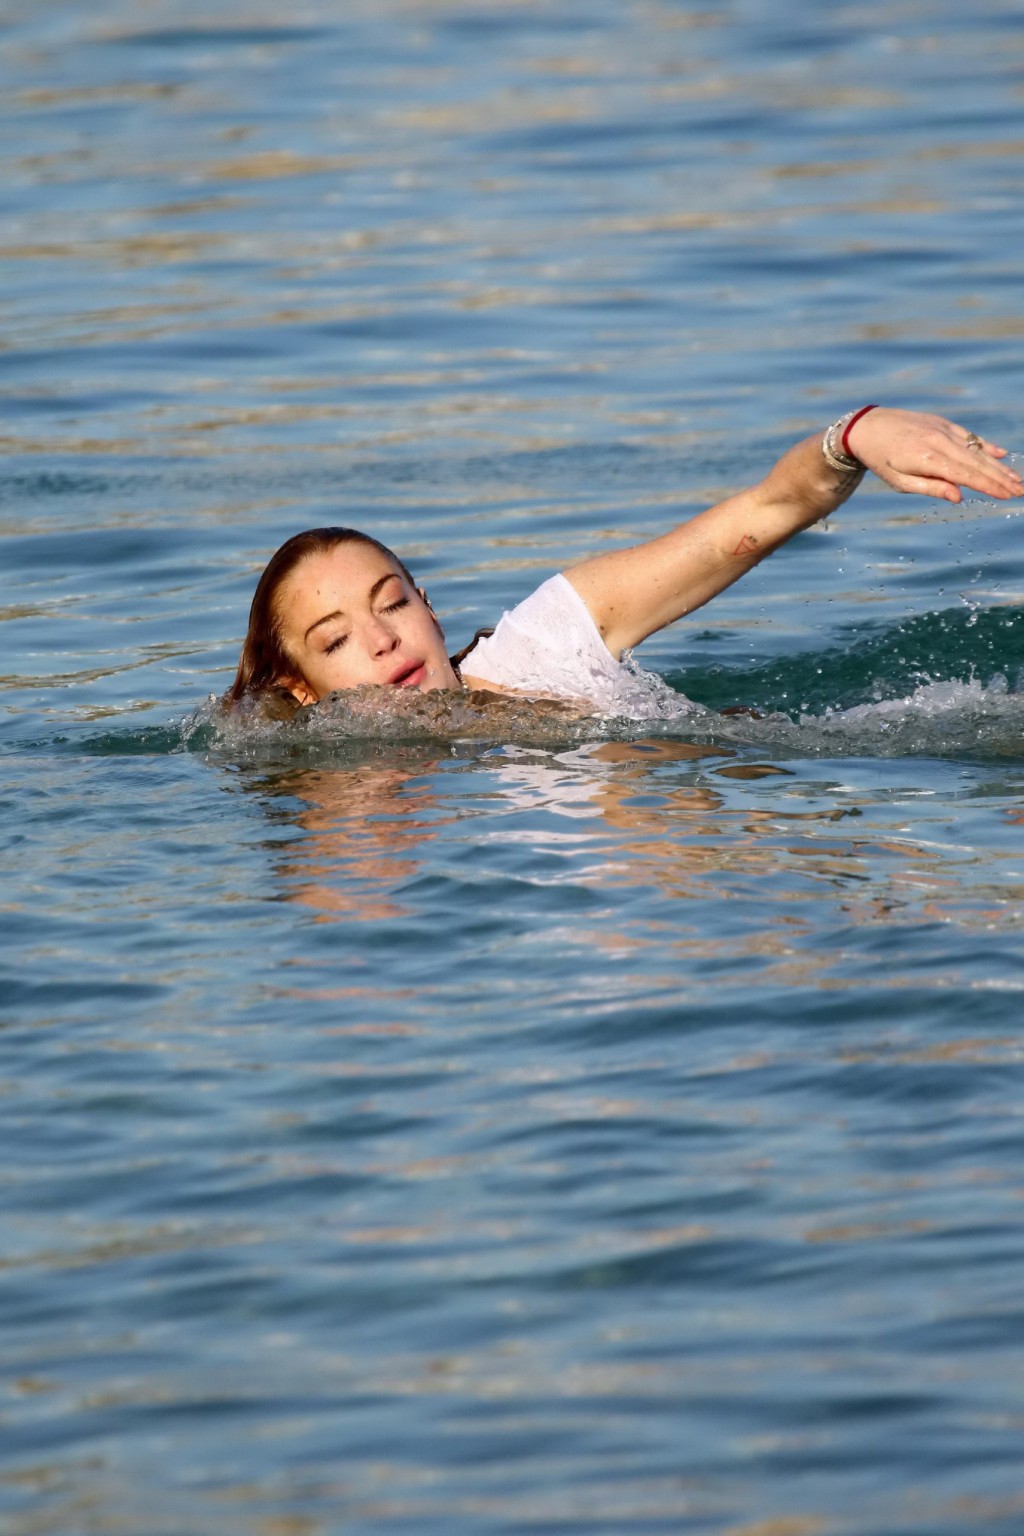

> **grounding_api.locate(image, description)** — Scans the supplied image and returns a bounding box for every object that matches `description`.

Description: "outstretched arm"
[565,408,1021,658]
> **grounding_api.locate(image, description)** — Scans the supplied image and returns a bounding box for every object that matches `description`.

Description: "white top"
[460,573,685,716]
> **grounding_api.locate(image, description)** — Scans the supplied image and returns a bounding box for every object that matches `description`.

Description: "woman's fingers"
[955,423,1008,457]
[865,415,1021,500]
[888,471,963,504]
[932,420,1020,496]
[886,450,1019,502]
[946,421,1019,483]
[949,443,1022,498]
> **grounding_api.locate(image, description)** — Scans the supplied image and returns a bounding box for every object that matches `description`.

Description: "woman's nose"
[366,616,399,655]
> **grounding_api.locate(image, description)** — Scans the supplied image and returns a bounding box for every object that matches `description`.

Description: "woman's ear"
[417,587,445,636]
[277,674,317,707]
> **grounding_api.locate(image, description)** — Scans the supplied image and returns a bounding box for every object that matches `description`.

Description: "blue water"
[3,2,1024,1531]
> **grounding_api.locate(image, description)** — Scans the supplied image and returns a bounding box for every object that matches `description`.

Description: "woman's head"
[230,528,460,703]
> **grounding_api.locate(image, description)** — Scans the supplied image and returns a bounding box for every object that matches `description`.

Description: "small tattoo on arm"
[732,534,760,558]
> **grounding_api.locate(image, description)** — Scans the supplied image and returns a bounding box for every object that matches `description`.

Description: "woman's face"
[273,543,459,703]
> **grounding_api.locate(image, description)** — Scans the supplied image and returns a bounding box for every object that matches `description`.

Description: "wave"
[19,604,1024,763]
[670,602,1024,717]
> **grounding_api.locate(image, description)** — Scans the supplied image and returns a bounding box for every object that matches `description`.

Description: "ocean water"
[3,2,1024,1532]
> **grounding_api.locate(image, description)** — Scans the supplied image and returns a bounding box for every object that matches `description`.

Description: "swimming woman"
[230,406,1021,712]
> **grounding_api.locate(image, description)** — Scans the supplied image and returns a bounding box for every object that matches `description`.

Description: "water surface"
[3,2,1024,1532]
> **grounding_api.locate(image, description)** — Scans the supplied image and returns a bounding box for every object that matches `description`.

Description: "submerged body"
[230,407,1021,713]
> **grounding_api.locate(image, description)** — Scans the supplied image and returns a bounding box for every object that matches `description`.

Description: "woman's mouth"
[389,660,426,688]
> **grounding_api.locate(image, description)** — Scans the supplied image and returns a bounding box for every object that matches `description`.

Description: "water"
[3,2,1024,1531]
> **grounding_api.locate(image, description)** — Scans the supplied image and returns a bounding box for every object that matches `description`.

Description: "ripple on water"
[4,0,1024,1532]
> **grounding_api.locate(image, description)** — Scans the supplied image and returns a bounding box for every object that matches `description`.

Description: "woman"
[229,407,1021,711]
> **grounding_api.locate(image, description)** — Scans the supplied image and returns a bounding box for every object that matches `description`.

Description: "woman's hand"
[847,407,1022,505]
[566,405,1021,657]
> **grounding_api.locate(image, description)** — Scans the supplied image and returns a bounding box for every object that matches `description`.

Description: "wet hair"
[229,527,417,701]
[228,526,494,702]
[449,627,494,676]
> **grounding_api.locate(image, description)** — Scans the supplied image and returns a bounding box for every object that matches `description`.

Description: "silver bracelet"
[822,411,863,475]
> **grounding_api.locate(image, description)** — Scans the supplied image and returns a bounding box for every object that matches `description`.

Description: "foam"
[184,671,1024,764]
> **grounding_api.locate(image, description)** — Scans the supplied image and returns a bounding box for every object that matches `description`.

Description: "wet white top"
[461,573,683,715]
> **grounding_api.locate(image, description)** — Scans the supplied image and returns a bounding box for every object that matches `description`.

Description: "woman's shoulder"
[458,572,628,702]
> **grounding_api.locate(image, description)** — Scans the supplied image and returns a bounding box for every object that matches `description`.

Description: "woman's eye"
[381,597,409,615]
[324,634,348,654]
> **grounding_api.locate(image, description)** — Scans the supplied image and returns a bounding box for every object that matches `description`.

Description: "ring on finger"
[965,431,983,450]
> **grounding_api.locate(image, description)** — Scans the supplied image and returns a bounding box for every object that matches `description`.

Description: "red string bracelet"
[841,403,879,460]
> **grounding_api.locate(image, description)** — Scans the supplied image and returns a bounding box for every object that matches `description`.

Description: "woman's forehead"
[287,543,404,597]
